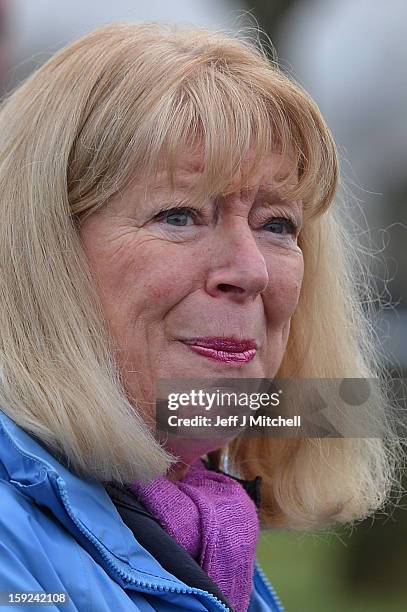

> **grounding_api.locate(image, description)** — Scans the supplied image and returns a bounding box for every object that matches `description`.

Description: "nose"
[205,223,269,303]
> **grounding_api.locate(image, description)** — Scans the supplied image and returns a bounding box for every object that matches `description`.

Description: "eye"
[154,206,200,227]
[263,216,298,235]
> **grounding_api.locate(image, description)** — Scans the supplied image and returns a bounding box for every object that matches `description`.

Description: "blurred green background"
[257,510,407,612]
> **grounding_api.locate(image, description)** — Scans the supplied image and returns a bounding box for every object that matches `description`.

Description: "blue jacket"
[0,408,284,611]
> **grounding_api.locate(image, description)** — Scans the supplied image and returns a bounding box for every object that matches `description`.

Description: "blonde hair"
[0,22,403,529]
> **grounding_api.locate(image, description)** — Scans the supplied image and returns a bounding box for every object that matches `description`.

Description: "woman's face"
[79,149,304,466]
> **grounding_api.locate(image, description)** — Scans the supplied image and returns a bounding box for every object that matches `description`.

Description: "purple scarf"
[130,457,261,612]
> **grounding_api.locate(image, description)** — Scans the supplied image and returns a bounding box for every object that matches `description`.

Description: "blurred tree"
[243,0,301,63]
[245,0,299,38]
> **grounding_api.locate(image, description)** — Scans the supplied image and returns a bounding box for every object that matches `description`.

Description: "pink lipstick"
[181,337,257,364]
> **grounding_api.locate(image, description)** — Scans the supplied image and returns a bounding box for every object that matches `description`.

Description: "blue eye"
[155,207,198,226]
[153,207,298,236]
[264,217,297,235]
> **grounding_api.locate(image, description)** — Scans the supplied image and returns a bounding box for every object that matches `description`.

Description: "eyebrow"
[152,180,292,201]
[246,186,288,204]
[147,177,302,217]
[221,186,301,209]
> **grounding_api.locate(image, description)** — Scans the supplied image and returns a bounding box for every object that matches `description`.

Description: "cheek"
[79,218,196,313]
[264,251,304,323]
[120,243,203,317]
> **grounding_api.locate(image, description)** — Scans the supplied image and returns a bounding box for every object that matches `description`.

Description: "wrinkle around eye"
[254,233,304,255]
[112,233,177,264]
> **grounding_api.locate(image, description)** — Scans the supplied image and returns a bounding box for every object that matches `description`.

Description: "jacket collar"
[106,481,233,609]
[0,408,193,589]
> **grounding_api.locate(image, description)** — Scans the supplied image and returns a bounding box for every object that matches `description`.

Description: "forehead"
[149,148,297,192]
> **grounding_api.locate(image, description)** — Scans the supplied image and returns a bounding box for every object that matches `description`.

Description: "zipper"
[254,561,285,612]
[56,477,230,611]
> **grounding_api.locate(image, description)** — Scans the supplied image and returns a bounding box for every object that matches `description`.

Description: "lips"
[180,337,257,365]
[181,337,257,352]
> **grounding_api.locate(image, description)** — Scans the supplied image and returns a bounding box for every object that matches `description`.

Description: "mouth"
[179,336,257,365]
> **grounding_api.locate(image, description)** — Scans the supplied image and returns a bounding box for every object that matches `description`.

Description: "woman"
[0,22,402,611]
